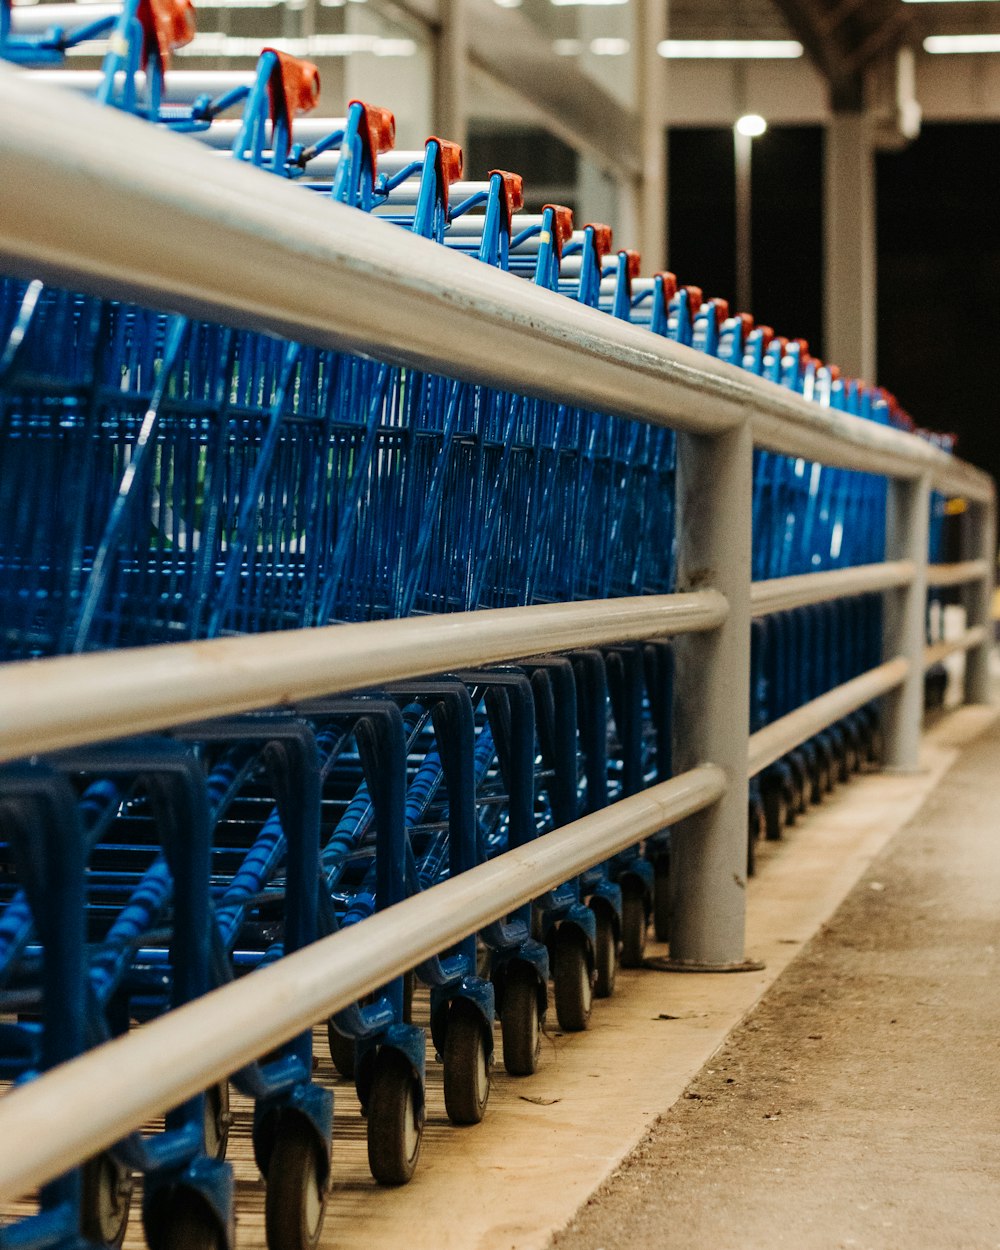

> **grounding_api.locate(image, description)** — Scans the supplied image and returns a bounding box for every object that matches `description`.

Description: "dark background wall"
[878,123,1000,489]
[668,126,825,354]
[668,122,999,490]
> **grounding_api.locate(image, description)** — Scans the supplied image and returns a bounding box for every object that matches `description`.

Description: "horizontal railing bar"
[0,763,726,1203]
[0,592,727,764]
[923,625,989,670]
[926,560,992,588]
[750,561,916,617]
[747,657,910,777]
[0,67,992,503]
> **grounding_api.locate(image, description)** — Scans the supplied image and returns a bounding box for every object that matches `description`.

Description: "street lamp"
[734,114,766,312]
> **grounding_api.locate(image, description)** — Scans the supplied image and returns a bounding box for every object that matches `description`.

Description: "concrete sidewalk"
[552,720,1000,1250]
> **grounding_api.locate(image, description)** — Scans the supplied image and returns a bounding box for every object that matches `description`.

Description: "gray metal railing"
[0,61,994,1205]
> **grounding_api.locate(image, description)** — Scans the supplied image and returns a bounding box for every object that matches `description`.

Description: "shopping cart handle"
[488,170,524,232]
[653,271,677,301]
[707,296,729,326]
[262,47,321,127]
[542,204,574,257]
[352,100,396,161]
[621,249,641,281]
[139,0,195,69]
[427,136,463,185]
[586,223,613,266]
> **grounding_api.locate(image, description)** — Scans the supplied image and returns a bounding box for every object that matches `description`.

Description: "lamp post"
[734,112,766,314]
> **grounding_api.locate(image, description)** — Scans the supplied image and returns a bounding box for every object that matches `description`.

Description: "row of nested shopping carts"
[0,2,957,1248]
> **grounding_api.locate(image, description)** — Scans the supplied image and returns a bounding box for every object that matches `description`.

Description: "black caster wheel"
[788,761,809,816]
[834,745,850,784]
[327,1019,356,1080]
[591,905,618,999]
[501,965,542,1077]
[144,1190,224,1250]
[652,854,670,944]
[81,1151,133,1249]
[867,725,884,769]
[784,779,799,827]
[204,1081,231,1161]
[762,782,786,841]
[553,927,593,1032]
[367,1052,424,1186]
[265,1117,329,1250]
[402,970,415,1025]
[747,801,765,878]
[620,883,648,968]
[806,756,825,805]
[443,1001,490,1125]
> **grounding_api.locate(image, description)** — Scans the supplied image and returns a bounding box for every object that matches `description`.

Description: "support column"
[882,474,930,770]
[634,0,668,270]
[668,423,754,969]
[963,497,996,705]
[434,0,467,151]
[824,111,876,380]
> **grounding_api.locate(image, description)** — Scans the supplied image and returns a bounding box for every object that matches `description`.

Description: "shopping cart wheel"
[402,971,415,1025]
[81,1150,133,1249]
[591,904,618,999]
[652,854,671,944]
[762,781,786,841]
[264,1116,329,1250]
[204,1082,231,1161]
[501,965,541,1077]
[866,725,884,769]
[443,1000,491,1126]
[552,927,593,1032]
[367,1053,424,1186]
[145,1189,224,1250]
[326,1020,356,1080]
[620,882,648,968]
[747,800,765,878]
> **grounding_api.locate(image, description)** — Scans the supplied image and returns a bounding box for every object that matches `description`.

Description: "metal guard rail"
[0,61,996,1214]
[0,63,992,502]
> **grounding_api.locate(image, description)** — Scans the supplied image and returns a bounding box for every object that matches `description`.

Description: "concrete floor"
[202,706,994,1250]
[553,713,1000,1250]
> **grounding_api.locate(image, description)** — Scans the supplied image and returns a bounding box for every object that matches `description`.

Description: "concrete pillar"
[882,474,930,771]
[634,0,668,270]
[434,0,467,151]
[963,497,996,705]
[668,423,754,968]
[824,111,876,381]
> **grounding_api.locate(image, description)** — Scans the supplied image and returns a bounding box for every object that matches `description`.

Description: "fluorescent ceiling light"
[493,0,524,9]
[735,112,767,136]
[924,33,1000,51]
[551,0,628,7]
[590,36,629,54]
[553,37,582,54]
[658,39,803,58]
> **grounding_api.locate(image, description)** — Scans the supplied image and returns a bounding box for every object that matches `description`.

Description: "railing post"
[963,496,996,705]
[882,473,930,770]
[668,423,753,969]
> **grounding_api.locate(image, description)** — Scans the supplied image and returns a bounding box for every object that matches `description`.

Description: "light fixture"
[552,37,582,54]
[924,33,1000,51]
[157,32,417,57]
[658,39,803,58]
[590,36,629,55]
[551,0,628,7]
[493,0,524,9]
[735,113,767,137]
